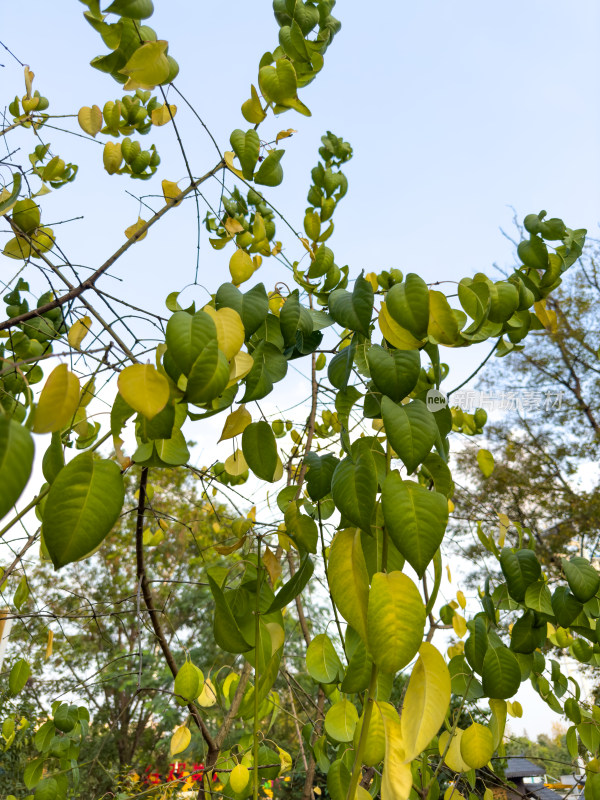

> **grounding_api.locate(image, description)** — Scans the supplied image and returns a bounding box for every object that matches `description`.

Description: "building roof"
[504,758,546,778]
[526,784,564,800]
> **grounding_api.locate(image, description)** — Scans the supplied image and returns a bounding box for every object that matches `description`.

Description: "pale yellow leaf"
[45,630,53,661]
[24,66,34,98]
[224,150,245,179]
[439,729,470,773]
[224,217,245,236]
[151,103,176,126]
[379,301,423,349]
[170,725,191,756]
[452,614,467,638]
[460,722,494,769]
[365,272,378,291]
[119,40,170,90]
[230,764,250,793]
[381,715,413,800]
[117,363,170,421]
[124,217,148,242]
[214,536,245,555]
[446,565,452,582]
[275,128,296,144]
[67,316,92,349]
[456,590,466,610]
[33,364,81,434]
[218,405,252,442]
[227,351,254,387]
[400,643,451,762]
[277,746,292,775]
[229,248,255,285]
[197,677,217,707]
[77,105,102,137]
[224,448,248,476]
[448,498,455,513]
[203,305,245,360]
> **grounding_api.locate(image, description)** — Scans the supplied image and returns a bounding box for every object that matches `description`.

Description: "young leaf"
[43,453,125,568]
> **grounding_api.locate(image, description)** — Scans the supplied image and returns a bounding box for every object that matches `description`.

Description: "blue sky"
[2,0,599,739]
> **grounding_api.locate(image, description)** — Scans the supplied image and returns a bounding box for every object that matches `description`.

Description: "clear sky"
[2,0,599,740]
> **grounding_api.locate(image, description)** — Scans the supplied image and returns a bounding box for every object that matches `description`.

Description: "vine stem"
[346,664,379,800]
[253,535,263,800]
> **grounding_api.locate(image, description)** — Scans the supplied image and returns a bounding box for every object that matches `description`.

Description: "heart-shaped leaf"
[366,345,420,401]
[259,58,298,105]
[381,472,448,577]
[328,274,373,336]
[255,149,285,187]
[381,397,437,473]
[386,273,429,338]
[230,129,260,180]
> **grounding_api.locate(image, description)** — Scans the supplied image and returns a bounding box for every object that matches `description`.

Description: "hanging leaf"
[381,473,448,578]
[439,728,470,773]
[367,571,426,674]
[477,448,495,478]
[255,149,285,187]
[268,554,313,612]
[118,364,169,421]
[218,405,251,442]
[381,397,437,473]
[43,453,125,568]
[230,763,250,793]
[327,529,369,642]
[170,725,191,757]
[331,451,377,532]
[381,714,413,800]
[8,659,30,696]
[242,421,278,481]
[460,722,495,769]
[499,547,541,603]
[353,701,399,767]
[124,217,148,241]
[174,661,200,705]
[151,103,176,126]
[400,643,451,762]
[230,129,260,180]
[325,700,358,742]
[0,417,34,521]
[481,645,521,699]
[67,316,92,349]
[33,364,81,434]
[77,105,102,137]
[386,273,430,338]
[207,575,252,654]
[241,84,266,124]
[562,557,600,603]
[306,633,343,684]
[119,41,170,89]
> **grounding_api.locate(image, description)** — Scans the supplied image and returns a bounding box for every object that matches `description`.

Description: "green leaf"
[449,655,484,701]
[165,310,216,375]
[341,637,372,693]
[230,129,260,180]
[105,0,154,18]
[551,586,583,628]
[254,149,285,187]
[324,700,358,742]
[328,274,373,336]
[518,236,549,270]
[563,556,600,603]
[13,575,29,611]
[9,659,30,696]
[23,756,44,788]
[259,58,298,105]
[481,645,521,699]
[306,633,343,684]
[174,661,200,704]
[328,529,370,642]
[427,290,461,345]
[524,580,553,616]
[386,273,429,338]
[331,451,377,532]
[284,501,318,553]
[241,420,278,481]
[0,417,34,521]
[464,616,488,674]
[268,554,313,611]
[328,336,356,391]
[381,397,438,473]
[488,281,519,323]
[308,244,334,279]
[186,339,230,405]
[499,548,541,603]
[381,473,448,578]
[366,345,420,401]
[216,282,269,337]
[304,452,339,501]
[119,40,170,88]
[33,777,58,800]
[327,759,351,800]
[43,453,125,568]
[241,341,288,402]
[207,575,252,654]
[0,172,22,215]
[510,610,546,654]
[367,571,425,674]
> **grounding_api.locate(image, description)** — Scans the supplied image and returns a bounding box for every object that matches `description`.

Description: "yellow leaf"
[161,179,182,206]
[379,302,423,349]
[444,786,466,800]
[219,405,252,442]
[277,746,292,775]
[400,643,451,762]
[119,40,170,90]
[269,293,284,315]
[365,272,379,291]
[266,621,284,655]
[197,677,217,707]
[151,103,177,126]
[448,498,455,513]
[275,128,297,144]
[456,590,466,610]
[262,546,281,585]
[446,565,452,582]
[439,729,470,773]
[228,351,254,387]
[224,449,248,476]
[534,299,558,333]
[381,715,413,800]
[224,150,245,179]
[498,512,510,547]
[460,722,494,769]
[67,316,91,349]
[229,248,255,285]
[170,725,191,756]
[77,105,102,137]
[447,642,464,659]
[103,141,122,175]
[241,84,266,124]
[230,763,250,793]
[214,536,245,555]
[477,449,494,478]
[45,630,53,661]
[224,217,245,236]
[117,364,170,421]
[428,290,460,346]
[33,364,81,434]
[124,217,148,242]
[452,614,467,638]
[203,305,245,360]
[24,66,34,98]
